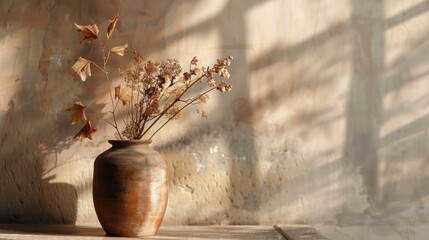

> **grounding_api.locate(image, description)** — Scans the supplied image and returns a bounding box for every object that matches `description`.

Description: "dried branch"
[68,15,233,141]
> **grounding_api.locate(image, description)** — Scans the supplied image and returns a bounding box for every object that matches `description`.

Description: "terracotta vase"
[93,140,168,237]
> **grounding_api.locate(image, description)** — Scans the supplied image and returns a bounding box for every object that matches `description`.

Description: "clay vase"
[93,140,168,237]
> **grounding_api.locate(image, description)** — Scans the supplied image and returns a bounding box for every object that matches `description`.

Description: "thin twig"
[148,87,216,140]
[90,61,107,74]
[105,51,111,65]
[114,99,128,126]
[140,73,208,138]
[98,38,123,140]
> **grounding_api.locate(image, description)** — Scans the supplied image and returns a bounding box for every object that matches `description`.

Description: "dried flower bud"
[219,68,230,79]
[208,79,216,87]
[217,81,232,92]
[198,94,209,103]
[211,56,233,79]
[145,86,157,96]
[123,122,139,140]
[183,72,191,81]
[161,59,182,81]
[206,72,216,87]
[145,61,160,77]
[191,68,201,76]
[191,56,199,66]
[166,106,182,120]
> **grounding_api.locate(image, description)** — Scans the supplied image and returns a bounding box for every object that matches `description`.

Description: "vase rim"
[108,139,152,146]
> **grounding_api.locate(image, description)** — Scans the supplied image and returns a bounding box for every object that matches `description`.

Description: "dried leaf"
[71,57,92,81]
[74,121,97,141]
[114,84,131,105]
[107,15,119,39]
[65,101,87,125]
[110,44,128,56]
[75,23,99,44]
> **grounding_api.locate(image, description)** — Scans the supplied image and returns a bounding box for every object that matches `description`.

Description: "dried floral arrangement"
[66,15,233,141]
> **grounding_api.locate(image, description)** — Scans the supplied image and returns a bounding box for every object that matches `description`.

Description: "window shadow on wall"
[157,0,429,226]
[253,0,429,225]
[342,0,429,223]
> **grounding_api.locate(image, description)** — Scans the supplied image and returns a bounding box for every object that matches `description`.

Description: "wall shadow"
[343,0,384,216]
[340,0,429,224]
[0,0,81,224]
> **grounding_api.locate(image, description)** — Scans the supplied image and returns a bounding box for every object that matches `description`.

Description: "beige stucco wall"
[1,0,429,230]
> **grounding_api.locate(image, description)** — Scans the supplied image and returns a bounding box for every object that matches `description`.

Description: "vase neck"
[108,140,152,148]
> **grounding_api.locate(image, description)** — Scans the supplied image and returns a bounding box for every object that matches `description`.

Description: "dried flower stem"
[90,61,107,75]
[148,86,216,140]
[98,39,123,140]
[139,72,208,138]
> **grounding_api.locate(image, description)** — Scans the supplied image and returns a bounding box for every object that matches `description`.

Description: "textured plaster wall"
[1,0,429,231]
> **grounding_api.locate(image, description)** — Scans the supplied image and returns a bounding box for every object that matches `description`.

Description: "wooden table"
[0,224,328,239]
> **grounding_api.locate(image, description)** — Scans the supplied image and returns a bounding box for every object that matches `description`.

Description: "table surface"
[0,224,328,240]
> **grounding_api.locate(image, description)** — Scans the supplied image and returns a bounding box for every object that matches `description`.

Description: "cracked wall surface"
[1,1,429,235]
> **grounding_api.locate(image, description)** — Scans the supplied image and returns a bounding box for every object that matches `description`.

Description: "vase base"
[105,230,158,237]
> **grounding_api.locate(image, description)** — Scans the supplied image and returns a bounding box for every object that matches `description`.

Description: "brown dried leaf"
[107,15,119,39]
[75,23,99,44]
[65,101,86,125]
[71,57,92,81]
[114,84,131,105]
[74,121,97,141]
[110,44,128,56]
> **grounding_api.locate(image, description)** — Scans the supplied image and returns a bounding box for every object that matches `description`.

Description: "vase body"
[93,140,168,237]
